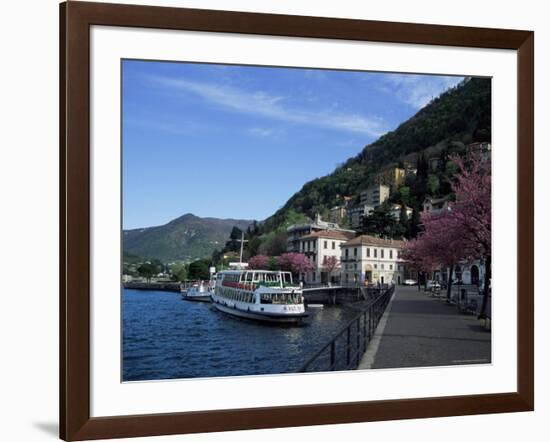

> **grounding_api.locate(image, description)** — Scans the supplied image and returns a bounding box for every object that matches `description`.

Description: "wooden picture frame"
[60,1,534,440]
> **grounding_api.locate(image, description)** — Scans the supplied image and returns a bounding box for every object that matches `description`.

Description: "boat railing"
[180,280,209,290]
[297,285,394,373]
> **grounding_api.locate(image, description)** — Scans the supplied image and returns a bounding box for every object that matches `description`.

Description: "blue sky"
[122,60,464,229]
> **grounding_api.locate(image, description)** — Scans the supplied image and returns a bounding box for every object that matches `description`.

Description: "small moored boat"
[181,280,214,302]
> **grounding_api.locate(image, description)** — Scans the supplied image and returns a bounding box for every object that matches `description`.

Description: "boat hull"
[212,300,307,324]
[181,294,212,302]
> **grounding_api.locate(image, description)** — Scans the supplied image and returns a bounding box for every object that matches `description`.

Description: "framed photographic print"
[60,1,534,440]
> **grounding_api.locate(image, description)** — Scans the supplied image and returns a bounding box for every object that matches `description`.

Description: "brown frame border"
[60,1,534,440]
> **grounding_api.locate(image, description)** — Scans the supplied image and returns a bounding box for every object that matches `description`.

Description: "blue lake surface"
[123,289,360,381]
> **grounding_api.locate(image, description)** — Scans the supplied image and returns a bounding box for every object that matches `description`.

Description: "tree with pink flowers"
[248,254,269,270]
[401,234,439,291]
[448,152,491,317]
[322,256,341,283]
[402,151,491,316]
[419,210,474,298]
[278,252,314,277]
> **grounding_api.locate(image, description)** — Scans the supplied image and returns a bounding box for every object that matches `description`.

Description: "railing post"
[363,311,367,352]
[370,304,374,337]
[356,317,360,366]
[298,286,393,373]
[346,326,351,367]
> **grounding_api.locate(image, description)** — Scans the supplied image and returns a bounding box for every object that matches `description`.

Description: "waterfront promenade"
[359,286,491,369]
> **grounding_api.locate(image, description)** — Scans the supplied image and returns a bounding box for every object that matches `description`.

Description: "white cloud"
[382,74,464,108]
[248,127,275,137]
[148,75,388,137]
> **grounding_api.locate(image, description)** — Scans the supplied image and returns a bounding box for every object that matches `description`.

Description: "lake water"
[123,289,360,381]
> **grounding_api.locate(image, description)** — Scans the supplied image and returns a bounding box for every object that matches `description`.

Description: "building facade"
[286,213,355,252]
[403,161,418,176]
[429,156,442,171]
[467,142,492,161]
[347,204,375,229]
[299,230,355,284]
[390,203,413,220]
[360,184,390,207]
[374,167,406,190]
[422,196,450,214]
[406,260,486,289]
[340,235,406,285]
[328,205,347,224]
[435,260,486,287]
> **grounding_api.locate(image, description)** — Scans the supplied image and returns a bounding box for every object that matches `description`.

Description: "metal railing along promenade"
[298,285,395,372]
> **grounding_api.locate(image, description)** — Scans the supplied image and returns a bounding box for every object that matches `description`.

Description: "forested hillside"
[260,77,490,233]
[123,214,252,262]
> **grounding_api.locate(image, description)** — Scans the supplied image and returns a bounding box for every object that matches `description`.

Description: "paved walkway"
[359,286,491,369]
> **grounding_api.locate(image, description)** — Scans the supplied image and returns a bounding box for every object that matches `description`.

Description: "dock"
[302,284,388,305]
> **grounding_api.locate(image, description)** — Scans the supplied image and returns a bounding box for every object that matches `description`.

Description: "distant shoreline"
[123,281,180,292]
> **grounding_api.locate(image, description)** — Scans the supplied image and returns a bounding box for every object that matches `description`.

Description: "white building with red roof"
[286,213,355,252]
[299,229,355,284]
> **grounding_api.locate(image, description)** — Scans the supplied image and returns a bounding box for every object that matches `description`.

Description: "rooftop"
[361,184,391,193]
[287,214,354,234]
[301,230,356,241]
[423,196,448,204]
[391,203,413,210]
[342,235,406,248]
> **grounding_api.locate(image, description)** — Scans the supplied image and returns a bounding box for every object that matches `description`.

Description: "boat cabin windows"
[260,292,302,305]
[220,271,295,288]
[253,272,264,283]
[264,273,279,283]
[222,273,243,283]
[282,272,293,286]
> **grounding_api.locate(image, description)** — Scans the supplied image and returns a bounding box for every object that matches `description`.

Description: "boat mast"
[238,231,248,267]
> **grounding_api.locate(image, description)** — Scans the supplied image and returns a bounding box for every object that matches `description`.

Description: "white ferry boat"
[211,270,307,323]
[181,280,214,302]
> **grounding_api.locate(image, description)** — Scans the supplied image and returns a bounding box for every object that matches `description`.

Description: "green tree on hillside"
[427,174,440,195]
[399,186,412,206]
[360,204,401,238]
[137,262,158,282]
[170,263,188,282]
[188,259,211,280]
[224,226,244,253]
[408,207,422,239]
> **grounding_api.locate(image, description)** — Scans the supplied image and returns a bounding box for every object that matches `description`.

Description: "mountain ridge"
[123,213,253,262]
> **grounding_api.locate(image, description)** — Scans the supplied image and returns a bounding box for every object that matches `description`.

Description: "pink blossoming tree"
[403,151,491,316]
[248,254,269,270]
[322,256,341,284]
[419,210,474,298]
[278,252,314,277]
[401,234,439,291]
[448,152,491,317]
